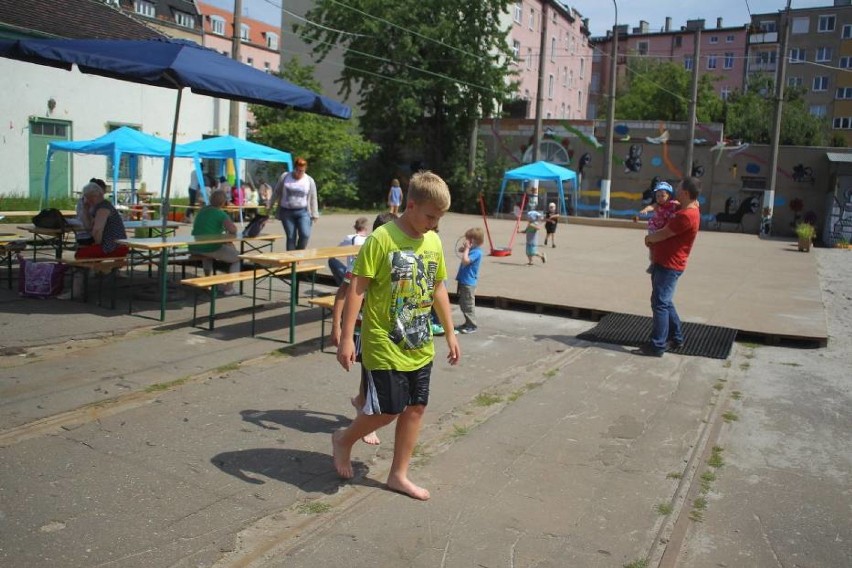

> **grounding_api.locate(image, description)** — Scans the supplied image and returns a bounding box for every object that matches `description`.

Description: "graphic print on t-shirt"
[387,249,438,350]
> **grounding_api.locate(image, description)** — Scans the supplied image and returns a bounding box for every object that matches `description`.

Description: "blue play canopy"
[45,126,191,203]
[496,161,578,216]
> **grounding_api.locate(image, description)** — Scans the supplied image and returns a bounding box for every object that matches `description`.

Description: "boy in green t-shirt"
[334,171,461,500]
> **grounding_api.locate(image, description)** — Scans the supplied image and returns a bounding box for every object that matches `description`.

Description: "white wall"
[0,58,247,199]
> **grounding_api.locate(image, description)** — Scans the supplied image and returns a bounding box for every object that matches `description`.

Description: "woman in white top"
[268,157,319,250]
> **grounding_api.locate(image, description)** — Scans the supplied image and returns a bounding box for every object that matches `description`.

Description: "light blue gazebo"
[496,161,578,216]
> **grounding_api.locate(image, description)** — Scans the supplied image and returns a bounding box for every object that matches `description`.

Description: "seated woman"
[188,189,240,296]
[75,181,129,259]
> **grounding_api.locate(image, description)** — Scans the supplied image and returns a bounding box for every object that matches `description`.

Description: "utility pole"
[532,3,549,162]
[766,0,792,235]
[684,26,701,178]
[229,0,243,138]
[601,0,618,218]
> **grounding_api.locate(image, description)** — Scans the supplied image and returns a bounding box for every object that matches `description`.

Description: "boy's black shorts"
[361,363,432,415]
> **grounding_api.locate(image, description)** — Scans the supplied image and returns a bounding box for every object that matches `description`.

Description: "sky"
[203,0,835,37]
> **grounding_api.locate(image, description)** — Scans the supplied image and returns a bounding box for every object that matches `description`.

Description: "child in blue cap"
[519,210,547,265]
[638,181,680,271]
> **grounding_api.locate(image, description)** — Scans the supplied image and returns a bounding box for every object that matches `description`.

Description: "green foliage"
[297,0,517,207]
[724,75,827,146]
[614,58,723,122]
[249,59,378,208]
[795,222,816,239]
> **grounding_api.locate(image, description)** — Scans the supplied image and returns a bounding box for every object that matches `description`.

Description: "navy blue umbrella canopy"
[0,38,351,118]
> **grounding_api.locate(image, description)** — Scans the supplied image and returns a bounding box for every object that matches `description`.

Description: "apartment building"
[748,1,852,145]
[590,17,749,119]
[504,1,593,121]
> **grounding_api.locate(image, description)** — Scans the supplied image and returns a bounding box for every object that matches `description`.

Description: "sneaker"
[541,252,547,264]
[219,287,239,297]
[460,325,478,334]
[632,343,664,357]
[551,243,556,248]
[431,323,445,336]
[668,339,684,350]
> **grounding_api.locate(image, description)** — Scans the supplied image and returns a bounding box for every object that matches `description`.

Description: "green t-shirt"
[189,207,230,253]
[353,221,447,371]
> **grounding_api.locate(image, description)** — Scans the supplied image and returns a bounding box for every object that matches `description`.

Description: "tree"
[613,58,723,123]
[249,59,378,207]
[724,74,827,146]
[297,0,517,206]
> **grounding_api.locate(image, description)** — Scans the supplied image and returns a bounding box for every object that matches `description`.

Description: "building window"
[637,41,648,56]
[709,36,719,44]
[579,58,585,78]
[684,55,693,70]
[813,76,829,91]
[791,17,809,34]
[788,76,803,87]
[240,24,250,41]
[844,24,852,39]
[841,56,852,69]
[174,11,194,28]
[513,2,522,23]
[833,117,852,129]
[264,61,271,73]
[818,15,836,32]
[726,34,735,43]
[707,55,717,70]
[512,40,521,62]
[106,124,141,180]
[816,47,833,62]
[526,48,533,70]
[578,91,583,108]
[551,37,556,62]
[674,36,682,48]
[836,87,852,99]
[563,66,568,87]
[569,35,576,54]
[133,0,155,18]
[548,74,554,99]
[724,52,734,69]
[721,87,732,101]
[266,32,279,50]
[569,69,574,87]
[246,57,254,67]
[561,102,566,118]
[210,15,225,35]
[789,48,805,63]
[529,8,535,31]
[759,20,777,33]
[810,105,827,117]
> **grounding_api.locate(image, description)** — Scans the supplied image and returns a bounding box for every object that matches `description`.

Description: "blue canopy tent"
[496,161,578,216]
[178,135,293,206]
[44,126,201,205]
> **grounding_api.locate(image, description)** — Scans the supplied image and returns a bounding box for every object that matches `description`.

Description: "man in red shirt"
[635,177,702,357]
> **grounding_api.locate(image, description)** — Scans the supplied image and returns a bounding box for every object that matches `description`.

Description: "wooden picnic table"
[240,245,361,343]
[117,233,282,321]
[0,232,26,289]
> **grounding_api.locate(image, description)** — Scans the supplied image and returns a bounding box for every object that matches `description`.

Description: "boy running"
[334,171,461,500]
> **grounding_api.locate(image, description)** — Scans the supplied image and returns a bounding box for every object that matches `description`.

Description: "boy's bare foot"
[350,397,381,445]
[332,429,353,479]
[387,474,430,501]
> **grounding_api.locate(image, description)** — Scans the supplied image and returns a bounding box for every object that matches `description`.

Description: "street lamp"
[601,0,618,218]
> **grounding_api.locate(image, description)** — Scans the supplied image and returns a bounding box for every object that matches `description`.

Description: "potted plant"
[795,222,816,252]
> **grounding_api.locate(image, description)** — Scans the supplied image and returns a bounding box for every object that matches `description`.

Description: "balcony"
[749,32,779,44]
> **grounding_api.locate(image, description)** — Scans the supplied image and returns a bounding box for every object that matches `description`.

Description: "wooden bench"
[181,263,323,330]
[307,294,337,352]
[63,257,128,308]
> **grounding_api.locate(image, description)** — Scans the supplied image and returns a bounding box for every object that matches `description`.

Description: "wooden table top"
[241,244,361,265]
[118,233,281,251]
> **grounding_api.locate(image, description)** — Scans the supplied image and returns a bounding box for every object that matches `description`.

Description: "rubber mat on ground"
[577,312,737,360]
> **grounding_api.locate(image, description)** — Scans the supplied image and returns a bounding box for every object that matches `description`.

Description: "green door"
[29,118,71,200]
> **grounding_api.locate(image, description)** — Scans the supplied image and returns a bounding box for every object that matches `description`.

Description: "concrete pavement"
[0,214,847,567]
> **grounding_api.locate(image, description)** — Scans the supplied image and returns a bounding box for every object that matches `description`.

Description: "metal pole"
[684,27,701,177]
[532,3,549,162]
[601,0,618,218]
[766,0,792,235]
[229,0,243,138]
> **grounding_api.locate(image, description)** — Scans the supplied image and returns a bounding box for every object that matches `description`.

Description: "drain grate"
[577,313,738,360]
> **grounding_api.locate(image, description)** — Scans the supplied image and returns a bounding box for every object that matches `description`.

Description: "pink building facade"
[591,18,749,119]
[505,1,593,121]
[196,1,281,74]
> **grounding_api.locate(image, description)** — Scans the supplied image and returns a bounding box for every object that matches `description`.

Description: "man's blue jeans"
[650,264,684,352]
[279,207,312,250]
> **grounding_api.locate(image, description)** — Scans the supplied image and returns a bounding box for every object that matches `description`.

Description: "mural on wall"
[578,152,591,175]
[624,144,642,173]
[714,194,760,230]
[792,163,815,184]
